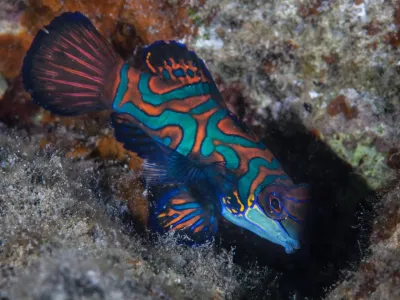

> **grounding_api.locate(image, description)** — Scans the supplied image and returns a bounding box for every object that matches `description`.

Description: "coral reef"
[0,0,29,79]
[0,0,200,134]
[0,74,6,100]
[326,185,400,300]
[0,126,248,300]
[0,0,197,81]
[186,1,400,299]
[0,76,38,127]
[189,0,400,190]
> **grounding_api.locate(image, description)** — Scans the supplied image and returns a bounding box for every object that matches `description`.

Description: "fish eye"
[269,194,281,212]
[257,191,287,220]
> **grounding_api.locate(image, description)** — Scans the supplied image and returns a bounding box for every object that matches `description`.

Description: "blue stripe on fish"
[113,63,129,107]
[190,98,218,114]
[215,145,240,169]
[238,157,283,201]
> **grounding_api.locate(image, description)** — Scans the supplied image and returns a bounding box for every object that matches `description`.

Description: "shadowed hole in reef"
[215,110,376,300]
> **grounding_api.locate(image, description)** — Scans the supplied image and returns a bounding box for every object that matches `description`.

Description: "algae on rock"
[189,0,400,190]
[0,127,248,300]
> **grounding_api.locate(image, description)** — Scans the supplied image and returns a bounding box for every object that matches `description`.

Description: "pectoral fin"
[149,186,218,245]
[111,113,237,195]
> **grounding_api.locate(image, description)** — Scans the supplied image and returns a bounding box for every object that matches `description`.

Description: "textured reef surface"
[0,0,400,299]
[0,126,249,300]
[191,0,400,190]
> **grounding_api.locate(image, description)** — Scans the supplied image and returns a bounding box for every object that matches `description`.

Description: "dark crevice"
[216,109,376,299]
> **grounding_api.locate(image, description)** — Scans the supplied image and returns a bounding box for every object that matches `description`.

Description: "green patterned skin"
[112,42,310,253]
[21,9,310,253]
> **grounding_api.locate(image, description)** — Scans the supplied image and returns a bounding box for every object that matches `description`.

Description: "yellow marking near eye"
[247,194,255,207]
[233,191,245,212]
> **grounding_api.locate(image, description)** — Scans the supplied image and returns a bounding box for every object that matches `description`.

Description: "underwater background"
[0,0,399,299]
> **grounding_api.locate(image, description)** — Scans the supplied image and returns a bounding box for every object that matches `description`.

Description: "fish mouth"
[220,202,302,254]
[274,220,301,254]
[227,203,302,254]
[281,236,300,254]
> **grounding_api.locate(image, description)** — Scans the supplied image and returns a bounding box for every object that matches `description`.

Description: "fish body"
[22,12,310,253]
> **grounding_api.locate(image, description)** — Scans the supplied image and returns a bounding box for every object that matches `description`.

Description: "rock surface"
[0,126,248,300]
[326,184,400,300]
[190,0,400,190]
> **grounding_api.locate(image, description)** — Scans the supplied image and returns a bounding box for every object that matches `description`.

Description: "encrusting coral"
[1,0,198,79]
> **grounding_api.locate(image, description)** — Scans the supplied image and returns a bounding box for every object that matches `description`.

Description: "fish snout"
[283,237,301,254]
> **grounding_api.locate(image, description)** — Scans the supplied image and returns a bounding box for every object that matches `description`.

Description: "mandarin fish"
[22,11,310,253]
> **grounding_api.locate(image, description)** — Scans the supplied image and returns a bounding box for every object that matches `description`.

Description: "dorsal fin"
[142,40,227,109]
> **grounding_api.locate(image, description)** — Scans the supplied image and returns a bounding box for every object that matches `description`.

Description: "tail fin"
[22,12,123,116]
